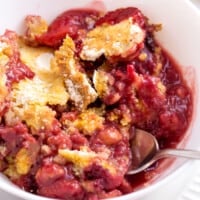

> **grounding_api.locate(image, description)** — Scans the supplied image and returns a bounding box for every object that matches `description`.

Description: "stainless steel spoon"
[127,129,200,175]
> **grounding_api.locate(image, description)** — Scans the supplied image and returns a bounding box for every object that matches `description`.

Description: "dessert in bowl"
[0,0,199,200]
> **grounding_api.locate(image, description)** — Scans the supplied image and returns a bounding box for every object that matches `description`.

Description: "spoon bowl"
[127,129,200,175]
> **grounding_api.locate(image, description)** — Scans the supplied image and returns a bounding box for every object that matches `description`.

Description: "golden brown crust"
[53,36,97,110]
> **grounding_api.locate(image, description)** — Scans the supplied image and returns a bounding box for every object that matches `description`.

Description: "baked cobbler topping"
[53,36,98,110]
[0,6,192,200]
[80,18,145,61]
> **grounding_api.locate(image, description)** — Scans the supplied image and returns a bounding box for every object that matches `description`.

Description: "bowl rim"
[0,0,199,200]
[0,161,194,200]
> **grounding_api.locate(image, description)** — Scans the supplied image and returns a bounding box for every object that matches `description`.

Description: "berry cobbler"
[0,7,192,200]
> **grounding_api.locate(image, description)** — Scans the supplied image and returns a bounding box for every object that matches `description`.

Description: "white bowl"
[0,0,200,199]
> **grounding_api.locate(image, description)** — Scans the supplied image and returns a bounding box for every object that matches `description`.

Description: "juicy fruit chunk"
[98,126,122,145]
[36,163,65,187]
[36,9,101,48]
[96,7,146,27]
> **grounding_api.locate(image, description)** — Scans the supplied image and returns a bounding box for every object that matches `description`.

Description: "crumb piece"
[80,18,145,61]
[5,40,69,131]
[0,58,8,114]
[53,36,97,110]
[93,69,109,98]
[24,15,48,46]
[73,108,104,135]
[59,148,97,169]
[15,148,32,175]
[138,52,147,61]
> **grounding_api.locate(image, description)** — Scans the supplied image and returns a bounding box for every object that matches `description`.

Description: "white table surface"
[1,1,199,200]
[142,161,200,200]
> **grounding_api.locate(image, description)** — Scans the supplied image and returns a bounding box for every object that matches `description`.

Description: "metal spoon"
[127,129,200,175]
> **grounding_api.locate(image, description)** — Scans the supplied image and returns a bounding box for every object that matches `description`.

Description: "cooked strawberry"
[37,9,101,48]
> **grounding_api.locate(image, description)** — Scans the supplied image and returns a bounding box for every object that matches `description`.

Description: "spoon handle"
[158,149,200,159]
[127,148,200,175]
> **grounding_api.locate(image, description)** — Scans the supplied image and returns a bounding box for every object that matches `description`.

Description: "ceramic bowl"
[0,0,199,199]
